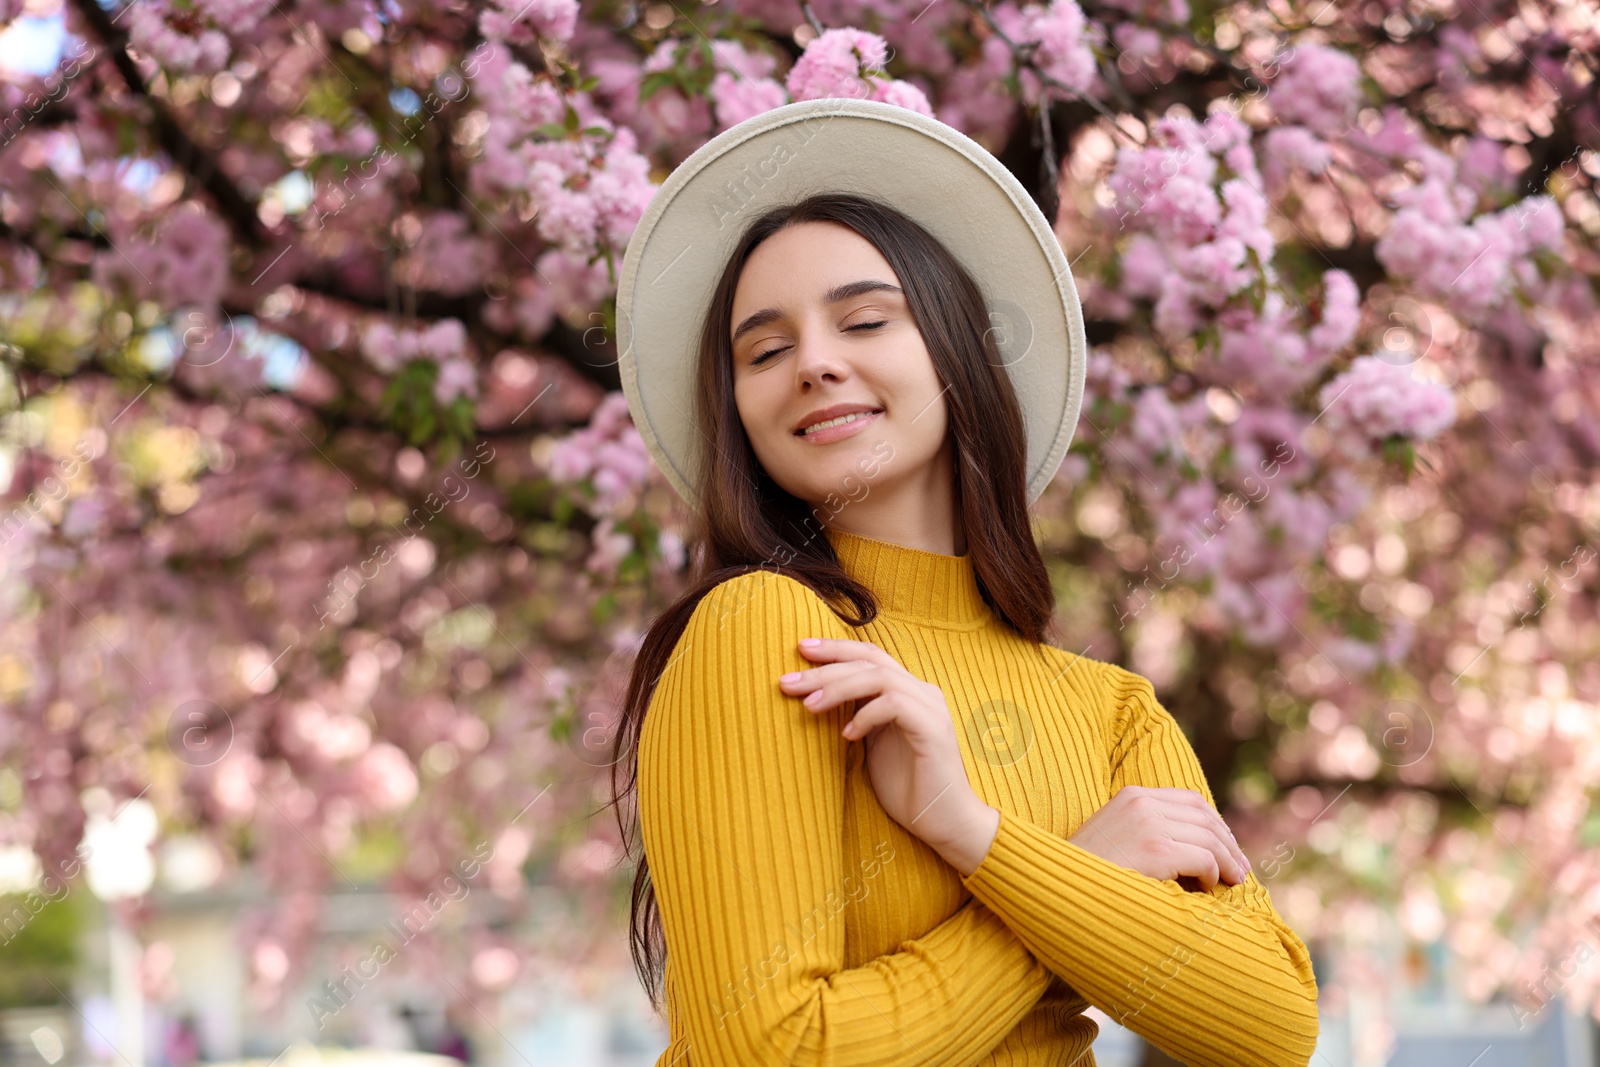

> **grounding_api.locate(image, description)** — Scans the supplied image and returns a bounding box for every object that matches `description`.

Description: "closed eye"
[751,320,889,366]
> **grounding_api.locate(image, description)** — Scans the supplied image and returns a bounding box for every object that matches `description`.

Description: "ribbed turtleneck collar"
[822,525,990,627]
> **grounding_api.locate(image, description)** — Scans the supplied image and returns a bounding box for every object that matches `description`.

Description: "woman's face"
[728,221,952,520]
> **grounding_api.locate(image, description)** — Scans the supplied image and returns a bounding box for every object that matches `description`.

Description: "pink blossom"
[1127,387,1184,463]
[1118,233,1167,300]
[710,39,778,81]
[656,528,687,572]
[1374,202,1461,285]
[1152,113,1219,161]
[584,126,657,248]
[1262,126,1330,191]
[1435,24,1481,92]
[1113,23,1165,65]
[1221,142,1262,187]
[1097,0,1189,24]
[126,4,232,73]
[1308,269,1360,356]
[1023,0,1097,94]
[482,275,558,340]
[1149,175,1222,245]
[1456,136,1513,199]
[1216,317,1321,395]
[61,495,108,541]
[641,38,678,75]
[119,204,232,310]
[1216,179,1273,262]
[361,319,470,375]
[176,323,268,395]
[195,0,276,32]
[502,62,566,129]
[1212,570,1301,646]
[1159,480,1224,560]
[786,28,890,101]
[1347,104,1426,163]
[1318,354,1457,441]
[479,0,578,46]
[361,322,404,373]
[1152,278,1200,338]
[547,392,656,517]
[1202,110,1252,154]
[1325,637,1381,676]
[710,73,788,131]
[408,213,488,297]
[1229,407,1308,480]
[1175,237,1253,306]
[417,319,467,361]
[1270,42,1363,137]
[353,742,418,813]
[433,358,479,405]
[536,249,611,317]
[1504,195,1564,255]
[1086,349,1132,397]
[1453,215,1519,315]
[535,183,600,254]
[1110,134,1218,217]
[869,77,935,116]
[889,5,964,75]
[935,36,1018,140]
[1259,486,1333,557]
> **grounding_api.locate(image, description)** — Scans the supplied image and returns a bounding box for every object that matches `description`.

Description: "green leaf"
[447,396,476,439]
[410,406,437,446]
[378,375,408,416]
[638,71,677,103]
[438,435,463,469]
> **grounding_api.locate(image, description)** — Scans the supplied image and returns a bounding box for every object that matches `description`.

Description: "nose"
[792,322,851,389]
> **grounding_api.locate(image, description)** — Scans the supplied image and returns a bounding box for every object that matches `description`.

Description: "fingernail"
[800,638,821,646]
[780,672,801,683]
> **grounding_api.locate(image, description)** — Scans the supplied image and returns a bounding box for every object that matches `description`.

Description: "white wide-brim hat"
[614,96,1087,510]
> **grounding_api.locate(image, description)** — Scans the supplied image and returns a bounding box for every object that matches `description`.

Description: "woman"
[606,100,1319,1067]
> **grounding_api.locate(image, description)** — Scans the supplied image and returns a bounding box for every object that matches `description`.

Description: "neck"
[822,525,988,627]
[816,439,963,555]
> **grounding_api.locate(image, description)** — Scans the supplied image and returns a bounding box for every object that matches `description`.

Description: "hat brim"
[615,96,1087,511]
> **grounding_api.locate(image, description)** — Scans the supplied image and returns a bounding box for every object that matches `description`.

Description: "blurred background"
[1,0,1597,1064]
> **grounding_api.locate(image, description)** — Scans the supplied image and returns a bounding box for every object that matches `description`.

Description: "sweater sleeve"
[638,570,1053,1067]
[957,662,1320,1067]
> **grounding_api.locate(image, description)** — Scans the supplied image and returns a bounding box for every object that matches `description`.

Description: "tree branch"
[68,0,267,247]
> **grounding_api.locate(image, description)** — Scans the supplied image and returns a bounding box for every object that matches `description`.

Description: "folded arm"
[957,660,1320,1067]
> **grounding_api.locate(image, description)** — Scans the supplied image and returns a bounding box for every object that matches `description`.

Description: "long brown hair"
[606,191,1061,1013]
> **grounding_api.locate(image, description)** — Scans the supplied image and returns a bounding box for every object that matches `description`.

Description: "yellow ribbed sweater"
[638,526,1319,1067]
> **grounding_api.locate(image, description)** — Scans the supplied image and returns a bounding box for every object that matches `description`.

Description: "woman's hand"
[1068,785,1251,890]
[781,637,997,875]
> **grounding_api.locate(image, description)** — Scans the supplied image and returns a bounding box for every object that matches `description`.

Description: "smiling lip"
[793,403,883,435]
[794,409,882,444]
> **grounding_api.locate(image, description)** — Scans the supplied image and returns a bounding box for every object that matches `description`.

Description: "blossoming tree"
[1,0,1597,1054]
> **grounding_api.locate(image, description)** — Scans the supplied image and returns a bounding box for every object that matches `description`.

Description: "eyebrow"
[731,279,905,346]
